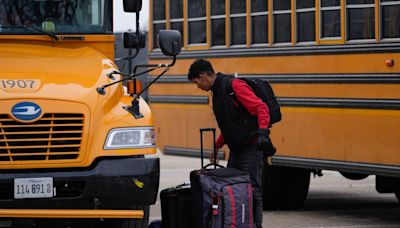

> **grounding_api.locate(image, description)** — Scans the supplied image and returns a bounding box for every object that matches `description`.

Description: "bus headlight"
[104,127,155,149]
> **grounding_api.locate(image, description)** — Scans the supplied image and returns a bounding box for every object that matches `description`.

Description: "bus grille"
[0,113,84,161]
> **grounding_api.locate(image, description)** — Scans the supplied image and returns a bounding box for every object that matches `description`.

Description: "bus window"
[251,0,268,45]
[381,0,400,39]
[230,0,246,46]
[320,0,341,39]
[273,0,291,44]
[0,0,112,34]
[296,0,316,43]
[211,0,226,47]
[187,0,206,45]
[170,0,183,39]
[346,0,375,41]
[152,0,166,49]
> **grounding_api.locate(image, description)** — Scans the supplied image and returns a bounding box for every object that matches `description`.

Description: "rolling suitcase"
[160,183,193,228]
[190,128,254,228]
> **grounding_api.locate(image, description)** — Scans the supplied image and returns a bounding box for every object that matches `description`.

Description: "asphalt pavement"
[150,152,400,228]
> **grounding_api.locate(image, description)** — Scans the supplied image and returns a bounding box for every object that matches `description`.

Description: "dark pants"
[228,144,264,228]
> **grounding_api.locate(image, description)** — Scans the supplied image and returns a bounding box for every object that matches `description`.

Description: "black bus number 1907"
[0,80,36,89]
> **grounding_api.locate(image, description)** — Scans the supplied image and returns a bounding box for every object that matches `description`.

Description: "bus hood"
[0,43,119,105]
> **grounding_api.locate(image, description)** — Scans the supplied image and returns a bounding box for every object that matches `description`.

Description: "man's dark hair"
[187,59,215,80]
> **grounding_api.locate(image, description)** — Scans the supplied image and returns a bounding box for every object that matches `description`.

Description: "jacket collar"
[211,72,223,93]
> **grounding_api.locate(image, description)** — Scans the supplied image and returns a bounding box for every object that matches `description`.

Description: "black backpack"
[229,77,282,126]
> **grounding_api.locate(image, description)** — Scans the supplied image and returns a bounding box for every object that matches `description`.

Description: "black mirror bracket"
[97,55,177,119]
[123,99,143,119]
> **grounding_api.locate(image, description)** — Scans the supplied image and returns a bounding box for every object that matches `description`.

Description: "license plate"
[14,177,53,199]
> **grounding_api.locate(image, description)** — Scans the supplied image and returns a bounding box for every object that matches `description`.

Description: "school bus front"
[0,0,158,226]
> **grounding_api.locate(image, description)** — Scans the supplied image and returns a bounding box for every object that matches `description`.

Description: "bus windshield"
[0,0,113,35]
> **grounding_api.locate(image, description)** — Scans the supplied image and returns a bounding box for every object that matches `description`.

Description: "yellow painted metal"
[268,0,273,46]
[148,0,154,51]
[291,0,295,45]
[375,0,380,42]
[183,0,188,49]
[0,37,156,169]
[0,35,115,59]
[166,0,170,30]
[315,0,320,44]
[150,52,400,75]
[341,0,345,44]
[206,0,211,49]
[0,209,144,219]
[246,0,251,48]
[149,50,400,167]
[225,0,230,48]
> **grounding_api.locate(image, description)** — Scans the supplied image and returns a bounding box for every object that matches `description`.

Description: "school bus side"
[147,0,400,210]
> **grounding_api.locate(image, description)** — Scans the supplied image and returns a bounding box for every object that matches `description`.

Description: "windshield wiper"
[0,25,59,41]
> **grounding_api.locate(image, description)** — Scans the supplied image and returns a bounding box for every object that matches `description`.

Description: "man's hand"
[257,129,276,157]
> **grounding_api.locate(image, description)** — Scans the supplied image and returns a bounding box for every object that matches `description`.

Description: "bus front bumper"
[0,157,160,211]
[0,209,144,219]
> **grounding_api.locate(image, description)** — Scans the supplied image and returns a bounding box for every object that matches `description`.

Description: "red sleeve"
[232,79,270,129]
[215,134,225,149]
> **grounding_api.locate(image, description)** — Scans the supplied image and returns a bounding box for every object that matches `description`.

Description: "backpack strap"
[228,78,241,106]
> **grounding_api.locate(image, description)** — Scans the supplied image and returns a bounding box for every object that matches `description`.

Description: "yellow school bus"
[148,0,400,210]
[0,0,181,227]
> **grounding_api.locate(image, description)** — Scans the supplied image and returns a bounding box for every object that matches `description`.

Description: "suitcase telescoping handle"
[200,128,223,169]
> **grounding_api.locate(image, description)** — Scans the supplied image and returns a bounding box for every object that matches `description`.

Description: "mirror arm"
[136,56,176,97]
[97,54,177,95]
[125,55,176,119]
[126,66,170,119]
[96,67,159,95]
[137,67,169,98]
[133,55,177,74]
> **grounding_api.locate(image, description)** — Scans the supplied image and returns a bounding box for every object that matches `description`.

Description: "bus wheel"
[395,191,400,203]
[279,167,311,210]
[113,205,150,228]
[262,164,284,210]
[340,172,369,180]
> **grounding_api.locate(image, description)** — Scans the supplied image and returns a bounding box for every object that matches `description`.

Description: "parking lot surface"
[150,153,400,228]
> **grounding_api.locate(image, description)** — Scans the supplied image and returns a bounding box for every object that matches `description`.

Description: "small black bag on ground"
[160,183,193,228]
[190,128,254,228]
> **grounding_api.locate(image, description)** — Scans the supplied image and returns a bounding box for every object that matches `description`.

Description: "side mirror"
[158,30,182,57]
[123,0,142,13]
[124,32,145,49]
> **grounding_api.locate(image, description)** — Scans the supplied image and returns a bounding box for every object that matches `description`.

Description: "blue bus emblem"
[11,102,42,121]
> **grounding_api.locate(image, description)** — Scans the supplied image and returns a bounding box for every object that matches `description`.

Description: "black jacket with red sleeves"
[211,73,269,151]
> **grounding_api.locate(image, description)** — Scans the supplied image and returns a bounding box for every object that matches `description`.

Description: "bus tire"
[114,205,150,228]
[279,167,311,210]
[262,164,284,210]
[395,191,400,203]
[340,172,369,180]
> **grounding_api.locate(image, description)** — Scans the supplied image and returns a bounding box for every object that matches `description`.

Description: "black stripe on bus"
[150,43,400,59]
[149,74,400,84]
[149,95,209,104]
[148,95,400,110]
[278,97,400,110]
[272,156,400,178]
[164,146,225,160]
